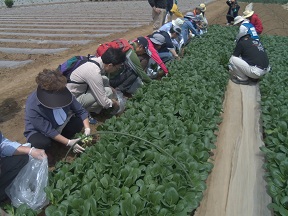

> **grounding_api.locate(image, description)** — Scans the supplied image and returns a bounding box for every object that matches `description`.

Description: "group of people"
[0,1,271,209]
[0,3,209,204]
[227,3,270,85]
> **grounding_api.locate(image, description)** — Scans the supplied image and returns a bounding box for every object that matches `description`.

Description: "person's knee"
[28,134,52,150]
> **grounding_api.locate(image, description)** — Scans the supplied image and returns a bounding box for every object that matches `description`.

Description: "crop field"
[3,24,287,215]
[1,0,288,215]
[260,35,288,216]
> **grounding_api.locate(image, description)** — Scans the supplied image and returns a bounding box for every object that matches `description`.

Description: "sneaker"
[230,77,250,85]
[88,116,97,124]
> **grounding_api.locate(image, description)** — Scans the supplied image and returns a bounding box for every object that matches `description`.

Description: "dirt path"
[195,81,272,215]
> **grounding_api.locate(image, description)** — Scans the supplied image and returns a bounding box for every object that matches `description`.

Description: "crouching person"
[96,38,152,95]
[24,69,90,153]
[0,131,47,202]
[228,34,270,85]
[66,48,126,120]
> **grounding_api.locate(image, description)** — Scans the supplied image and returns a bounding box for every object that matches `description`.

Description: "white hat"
[243,10,254,18]
[233,16,245,25]
[199,3,206,12]
[172,18,184,27]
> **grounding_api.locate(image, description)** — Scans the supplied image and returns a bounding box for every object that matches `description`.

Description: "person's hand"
[84,128,91,136]
[153,7,161,14]
[29,147,47,160]
[67,139,85,153]
[112,99,120,110]
[175,55,181,61]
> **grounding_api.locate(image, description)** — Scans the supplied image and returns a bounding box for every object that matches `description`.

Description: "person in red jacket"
[243,9,263,34]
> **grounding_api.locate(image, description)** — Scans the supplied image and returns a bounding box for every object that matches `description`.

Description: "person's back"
[248,13,263,34]
[67,57,104,99]
[240,21,259,40]
[236,36,269,69]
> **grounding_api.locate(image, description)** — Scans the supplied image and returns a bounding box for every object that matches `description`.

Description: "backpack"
[95,38,133,57]
[57,54,100,84]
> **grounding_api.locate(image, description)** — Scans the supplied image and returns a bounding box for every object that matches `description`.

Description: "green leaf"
[149,191,163,205]
[100,176,109,189]
[109,205,120,216]
[164,187,179,205]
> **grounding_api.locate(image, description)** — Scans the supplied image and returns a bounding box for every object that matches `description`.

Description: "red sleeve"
[251,14,263,34]
[145,37,169,74]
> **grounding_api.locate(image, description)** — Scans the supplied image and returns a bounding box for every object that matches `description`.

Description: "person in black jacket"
[228,34,270,85]
[148,0,167,31]
[226,0,240,25]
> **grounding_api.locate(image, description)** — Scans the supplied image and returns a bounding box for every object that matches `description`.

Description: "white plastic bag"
[110,90,127,115]
[5,156,49,210]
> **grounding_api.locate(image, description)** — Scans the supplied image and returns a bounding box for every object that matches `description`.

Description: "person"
[228,34,270,85]
[139,35,170,78]
[242,6,263,34]
[96,38,151,95]
[66,48,126,119]
[198,3,208,33]
[149,27,182,63]
[186,7,203,35]
[181,12,201,45]
[226,0,240,25]
[165,0,174,23]
[159,18,184,33]
[24,69,90,153]
[148,0,167,31]
[233,16,259,42]
[0,131,47,202]
[159,18,184,52]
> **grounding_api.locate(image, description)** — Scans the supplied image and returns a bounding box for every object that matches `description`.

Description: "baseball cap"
[137,37,148,49]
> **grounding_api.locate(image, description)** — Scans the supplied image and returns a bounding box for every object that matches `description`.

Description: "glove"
[29,147,47,160]
[84,128,91,136]
[67,139,85,153]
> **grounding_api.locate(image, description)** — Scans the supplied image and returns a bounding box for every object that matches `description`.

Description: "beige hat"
[233,16,245,25]
[172,18,184,27]
[243,10,254,18]
[199,3,206,12]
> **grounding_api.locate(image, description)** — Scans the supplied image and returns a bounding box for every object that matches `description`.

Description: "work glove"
[84,128,91,136]
[29,147,47,160]
[67,138,85,153]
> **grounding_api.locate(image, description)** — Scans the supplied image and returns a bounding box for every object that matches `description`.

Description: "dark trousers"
[0,155,29,202]
[28,116,83,150]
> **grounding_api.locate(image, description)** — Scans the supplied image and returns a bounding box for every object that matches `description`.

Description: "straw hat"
[199,3,206,12]
[243,9,254,18]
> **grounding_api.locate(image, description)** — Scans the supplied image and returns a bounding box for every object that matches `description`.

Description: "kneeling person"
[228,34,270,85]
[96,38,152,95]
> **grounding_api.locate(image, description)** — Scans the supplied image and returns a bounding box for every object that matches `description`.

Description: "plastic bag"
[5,156,49,210]
[112,90,127,115]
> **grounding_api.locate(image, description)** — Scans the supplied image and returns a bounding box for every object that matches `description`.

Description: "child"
[226,0,240,25]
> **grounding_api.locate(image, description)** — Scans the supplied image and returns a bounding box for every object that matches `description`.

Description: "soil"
[0,0,287,210]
